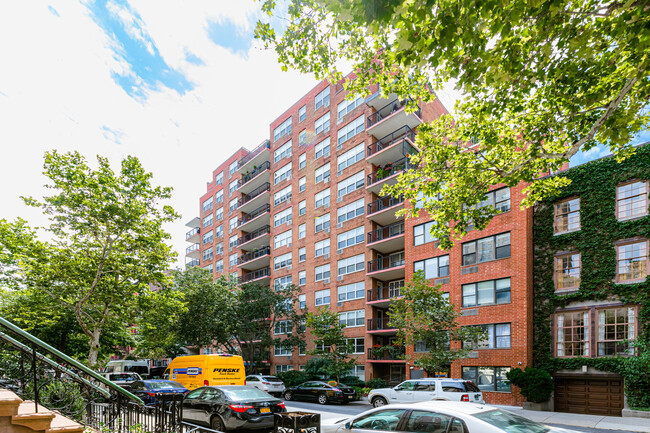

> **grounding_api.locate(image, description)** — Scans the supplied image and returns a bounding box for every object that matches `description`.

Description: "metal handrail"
[240,267,271,282]
[367,285,403,302]
[240,161,271,186]
[367,253,406,273]
[367,125,416,157]
[238,204,271,226]
[367,317,396,331]
[367,157,410,186]
[237,225,271,246]
[367,195,404,215]
[240,183,271,205]
[367,221,405,244]
[186,244,199,254]
[237,246,271,265]
[367,99,421,128]
[185,227,200,239]
[238,140,270,168]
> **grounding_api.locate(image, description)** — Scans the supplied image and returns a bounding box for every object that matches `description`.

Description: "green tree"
[306,308,356,382]
[0,151,178,366]
[257,0,650,248]
[389,271,485,374]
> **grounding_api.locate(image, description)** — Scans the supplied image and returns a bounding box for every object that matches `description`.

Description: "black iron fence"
[367,195,404,216]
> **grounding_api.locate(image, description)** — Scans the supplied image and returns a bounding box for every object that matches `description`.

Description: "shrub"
[506,367,553,403]
[365,378,387,389]
[276,370,309,387]
[339,375,365,387]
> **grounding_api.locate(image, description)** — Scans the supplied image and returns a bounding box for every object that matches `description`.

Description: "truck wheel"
[372,396,388,408]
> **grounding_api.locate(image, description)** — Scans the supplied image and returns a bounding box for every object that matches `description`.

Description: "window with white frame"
[229,255,237,267]
[215,242,223,256]
[337,199,364,224]
[215,225,223,238]
[274,117,292,141]
[229,180,238,195]
[617,181,648,220]
[337,116,364,147]
[299,153,306,169]
[215,259,223,272]
[554,198,581,234]
[315,112,330,135]
[339,310,364,327]
[203,247,213,261]
[556,311,589,357]
[299,270,306,285]
[203,230,213,244]
[274,230,292,249]
[315,289,330,306]
[348,365,365,381]
[299,294,306,309]
[414,255,450,279]
[215,172,223,186]
[215,190,223,204]
[337,171,364,198]
[299,247,306,262]
[462,278,511,307]
[274,320,293,335]
[598,307,636,356]
[315,213,330,233]
[414,221,438,246]
[315,87,330,110]
[274,185,292,206]
[299,130,306,146]
[299,177,306,193]
[462,233,511,265]
[274,252,292,270]
[202,196,213,212]
[274,275,292,291]
[229,218,237,231]
[315,138,330,159]
[616,240,648,282]
[315,163,330,183]
[274,163,292,184]
[338,254,365,276]
[274,208,292,227]
[346,337,365,354]
[464,323,511,349]
[479,187,511,213]
[229,198,238,212]
[315,188,331,208]
[299,105,306,122]
[337,144,364,172]
[229,161,238,177]
[315,264,330,282]
[338,282,364,302]
[315,239,330,257]
[215,207,223,221]
[337,95,364,119]
[275,364,293,372]
[202,214,213,228]
[299,223,306,239]
[299,200,306,216]
[229,234,238,249]
[274,345,292,356]
[203,264,213,272]
[274,140,292,163]
[337,226,364,250]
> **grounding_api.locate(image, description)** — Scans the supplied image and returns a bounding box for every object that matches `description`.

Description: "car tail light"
[461,394,469,402]
[277,402,285,409]
[204,380,209,386]
[229,404,254,413]
[147,392,155,397]
[262,381,270,385]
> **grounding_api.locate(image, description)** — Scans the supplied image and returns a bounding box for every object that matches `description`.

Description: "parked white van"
[104,360,150,378]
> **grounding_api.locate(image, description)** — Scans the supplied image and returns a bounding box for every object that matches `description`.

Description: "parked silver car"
[245,375,285,396]
[368,378,484,408]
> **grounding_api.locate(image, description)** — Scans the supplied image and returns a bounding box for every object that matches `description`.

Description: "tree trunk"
[87,328,102,367]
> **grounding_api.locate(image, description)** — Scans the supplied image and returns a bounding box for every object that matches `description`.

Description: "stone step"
[12,401,55,431]
[0,388,23,417]
[46,412,85,433]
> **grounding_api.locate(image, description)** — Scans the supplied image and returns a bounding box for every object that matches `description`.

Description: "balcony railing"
[238,140,270,168]
[367,196,405,215]
[367,317,396,331]
[367,157,410,186]
[368,221,405,244]
[240,182,271,206]
[185,227,200,240]
[367,99,421,128]
[367,126,416,157]
[367,346,405,360]
[241,266,271,283]
[367,283,404,302]
[367,253,405,273]
[186,259,200,268]
[237,246,271,265]
[240,161,271,186]
[185,244,199,254]
[238,204,271,226]
[237,225,271,246]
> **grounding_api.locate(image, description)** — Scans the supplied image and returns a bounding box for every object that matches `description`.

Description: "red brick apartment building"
[185,77,532,405]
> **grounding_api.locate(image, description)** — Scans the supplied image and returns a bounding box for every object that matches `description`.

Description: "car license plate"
[347,395,353,399]
[260,408,271,414]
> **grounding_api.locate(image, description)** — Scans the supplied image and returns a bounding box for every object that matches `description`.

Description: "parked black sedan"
[129,380,188,405]
[181,385,286,431]
[283,381,357,405]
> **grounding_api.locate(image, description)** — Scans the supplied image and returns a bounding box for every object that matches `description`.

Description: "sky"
[0,1,647,268]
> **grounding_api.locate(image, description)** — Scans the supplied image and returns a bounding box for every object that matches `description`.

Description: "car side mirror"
[344,422,351,429]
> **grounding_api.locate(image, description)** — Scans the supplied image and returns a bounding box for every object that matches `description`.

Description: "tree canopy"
[307,308,357,382]
[257,0,650,246]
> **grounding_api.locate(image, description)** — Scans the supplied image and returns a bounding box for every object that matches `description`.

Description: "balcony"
[367,252,405,281]
[240,266,271,285]
[367,346,405,362]
[238,161,271,195]
[185,243,200,259]
[367,318,397,335]
[185,227,200,243]
[237,246,271,270]
[239,182,271,214]
[366,157,410,195]
[238,204,271,233]
[185,216,200,229]
[238,140,271,174]
[367,221,405,254]
[366,87,398,110]
[237,225,271,252]
[186,259,200,269]
[367,99,422,139]
[367,196,404,226]
[367,126,417,167]
[367,282,404,308]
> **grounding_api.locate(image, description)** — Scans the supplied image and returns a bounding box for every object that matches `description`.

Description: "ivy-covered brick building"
[533,143,650,416]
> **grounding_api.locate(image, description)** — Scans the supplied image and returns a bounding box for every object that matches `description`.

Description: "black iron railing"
[367,253,405,273]
[367,99,421,128]
[240,183,271,206]
[367,196,404,215]
[238,204,271,227]
[367,283,404,302]
[367,157,410,186]
[240,161,271,186]
[185,227,200,240]
[240,267,271,283]
[367,126,416,157]
[367,317,396,331]
[237,225,271,246]
[186,259,200,268]
[237,247,271,265]
[185,244,199,254]
[367,221,405,244]
[238,140,270,168]
[367,346,405,360]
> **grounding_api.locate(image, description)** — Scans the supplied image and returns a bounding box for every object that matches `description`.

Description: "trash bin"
[274,411,321,433]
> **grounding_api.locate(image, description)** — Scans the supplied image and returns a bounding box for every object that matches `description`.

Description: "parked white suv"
[368,378,484,407]
[245,375,286,396]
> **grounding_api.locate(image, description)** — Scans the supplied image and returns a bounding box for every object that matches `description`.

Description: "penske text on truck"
[162,354,245,389]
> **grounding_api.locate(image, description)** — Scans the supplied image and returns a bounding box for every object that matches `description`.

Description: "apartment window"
[203,247,213,261]
[598,307,636,356]
[414,221,438,246]
[339,310,364,327]
[337,116,364,147]
[299,105,306,122]
[479,187,511,213]
[389,280,405,297]
[315,87,330,110]
[299,270,306,285]
[347,337,365,354]
[315,188,331,208]
[274,320,293,335]
[337,94,364,119]
[462,278,511,307]
[299,294,306,309]
[299,247,306,262]
[274,252,292,270]
[315,112,330,135]
[274,229,292,249]
[465,323,511,349]
[299,200,306,216]
[229,161,238,177]
[462,232,511,266]
[274,117,292,141]
[215,259,223,272]
[229,180,238,195]
[215,207,223,221]
[338,254,365,276]
[299,130,306,146]
[554,198,581,234]
[215,190,223,204]
[555,253,581,291]
[229,234,238,249]
[274,140,292,163]
[229,255,237,267]
[337,171,364,198]
[462,367,511,392]
[229,198,239,213]
[414,255,450,279]
[315,239,331,258]
[338,281,364,302]
[556,311,589,357]
[274,345,292,356]
[415,341,430,352]
[274,163,292,185]
[315,264,330,282]
[299,177,306,193]
[299,223,306,239]
[337,143,364,172]
[274,185,292,206]
[202,230,213,245]
[274,208,292,227]
[315,137,331,159]
[203,264,213,272]
[274,275,292,291]
[215,172,223,186]
[299,153,306,170]
[315,289,331,306]
[215,242,223,256]
[337,198,364,224]
[229,218,237,231]
[215,225,223,238]
[202,196,213,212]
[315,163,331,183]
[275,363,293,372]
[202,214,213,228]
[337,226,364,250]
[348,365,365,381]
[617,181,648,220]
[315,213,330,233]
[616,239,648,282]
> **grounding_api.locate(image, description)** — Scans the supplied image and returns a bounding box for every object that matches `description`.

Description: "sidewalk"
[494,405,650,432]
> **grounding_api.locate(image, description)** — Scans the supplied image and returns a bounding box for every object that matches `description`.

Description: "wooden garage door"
[554,376,624,416]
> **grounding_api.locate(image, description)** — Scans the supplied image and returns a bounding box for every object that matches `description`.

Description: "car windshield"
[148,381,185,390]
[474,410,549,433]
[262,376,283,383]
[222,387,273,401]
[109,373,139,381]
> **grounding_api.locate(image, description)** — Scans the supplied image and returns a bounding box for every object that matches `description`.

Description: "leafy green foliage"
[365,378,387,389]
[275,370,310,387]
[306,308,356,382]
[506,367,554,403]
[389,271,485,374]
[257,0,650,247]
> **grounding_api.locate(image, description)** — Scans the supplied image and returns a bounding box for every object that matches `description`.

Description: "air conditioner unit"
[337,170,343,176]
[337,302,343,307]
[323,176,330,183]
[337,275,344,281]
[337,249,343,255]
[324,253,330,259]
[324,203,329,209]
[337,196,344,203]
[324,278,330,284]
[287,265,292,270]
[337,117,344,125]
[324,228,330,233]
[337,222,343,229]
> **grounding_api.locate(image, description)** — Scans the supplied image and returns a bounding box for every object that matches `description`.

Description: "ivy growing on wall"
[533,143,650,409]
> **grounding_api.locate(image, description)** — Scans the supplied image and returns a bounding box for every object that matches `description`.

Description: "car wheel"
[211,415,226,432]
[317,394,328,405]
[284,391,293,401]
[372,396,388,408]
